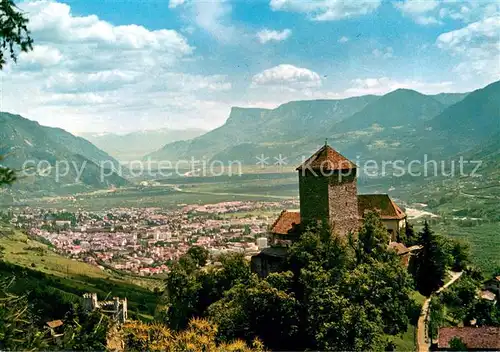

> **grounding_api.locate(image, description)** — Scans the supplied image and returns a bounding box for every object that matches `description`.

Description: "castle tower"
[296,144,359,236]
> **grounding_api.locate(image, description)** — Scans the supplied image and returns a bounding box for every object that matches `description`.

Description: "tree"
[355,211,390,263]
[306,286,385,351]
[402,220,417,246]
[428,296,444,340]
[469,299,500,327]
[442,275,479,323]
[159,256,201,330]
[186,246,209,267]
[0,0,33,69]
[0,164,16,186]
[208,272,300,351]
[449,239,470,271]
[58,305,110,351]
[340,260,414,335]
[159,252,251,331]
[414,221,448,295]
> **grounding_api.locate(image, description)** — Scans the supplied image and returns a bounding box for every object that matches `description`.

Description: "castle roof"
[296,145,357,171]
[358,194,406,220]
[438,327,500,350]
[271,210,300,235]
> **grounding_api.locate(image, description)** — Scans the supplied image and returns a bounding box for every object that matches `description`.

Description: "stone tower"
[296,144,359,236]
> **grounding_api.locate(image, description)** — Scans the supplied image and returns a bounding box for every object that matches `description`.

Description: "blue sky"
[1,0,498,133]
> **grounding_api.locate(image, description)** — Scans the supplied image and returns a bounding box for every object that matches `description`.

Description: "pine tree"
[403,220,417,246]
[414,221,448,295]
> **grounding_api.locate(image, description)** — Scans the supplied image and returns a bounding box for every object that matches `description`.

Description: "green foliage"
[441,274,479,323]
[306,287,385,351]
[402,221,417,246]
[208,273,299,350]
[354,211,391,263]
[167,214,416,351]
[186,246,209,267]
[449,239,470,272]
[449,337,468,351]
[413,221,449,295]
[340,261,414,335]
[0,0,33,188]
[0,165,16,186]
[160,252,251,330]
[0,0,33,69]
[0,278,48,351]
[428,296,444,340]
[56,305,110,351]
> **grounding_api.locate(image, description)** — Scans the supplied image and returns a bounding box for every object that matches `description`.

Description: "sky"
[0,0,499,134]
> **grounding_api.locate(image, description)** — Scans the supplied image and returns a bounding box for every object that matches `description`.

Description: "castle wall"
[299,169,359,236]
[327,171,359,236]
[298,171,330,227]
[383,219,400,242]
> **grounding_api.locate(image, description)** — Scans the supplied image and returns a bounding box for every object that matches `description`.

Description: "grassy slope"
[0,226,161,319]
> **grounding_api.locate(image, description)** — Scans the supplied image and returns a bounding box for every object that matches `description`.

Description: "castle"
[252,144,411,276]
[82,293,128,324]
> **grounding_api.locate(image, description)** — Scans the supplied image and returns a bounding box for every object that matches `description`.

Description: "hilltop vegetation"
[153,214,473,351]
[0,112,128,195]
[148,82,497,166]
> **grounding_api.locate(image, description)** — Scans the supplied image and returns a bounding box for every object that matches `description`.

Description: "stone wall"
[298,169,359,236]
[298,171,330,227]
[327,171,359,236]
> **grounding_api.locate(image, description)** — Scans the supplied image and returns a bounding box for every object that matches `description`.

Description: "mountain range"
[80,128,206,162]
[0,112,128,195]
[148,82,499,166]
[0,81,498,195]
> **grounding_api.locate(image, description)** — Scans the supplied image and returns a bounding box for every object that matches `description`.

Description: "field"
[0,226,161,320]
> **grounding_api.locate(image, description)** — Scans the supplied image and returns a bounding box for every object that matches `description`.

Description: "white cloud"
[394,0,443,25]
[346,77,454,95]
[414,15,441,25]
[338,36,349,43]
[41,92,111,106]
[191,0,237,43]
[372,47,394,59]
[269,0,381,21]
[395,0,500,25]
[436,15,500,79]
[257,28,292,44]
[18,45,63,67]
[153,73,232,92]
[44,70,139,93]
[251,64,322,90]
[0,0,234,133]
[20,1,192,54]
[394,0,439,14]
[163,0,240,43]
[169,0,186,9]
